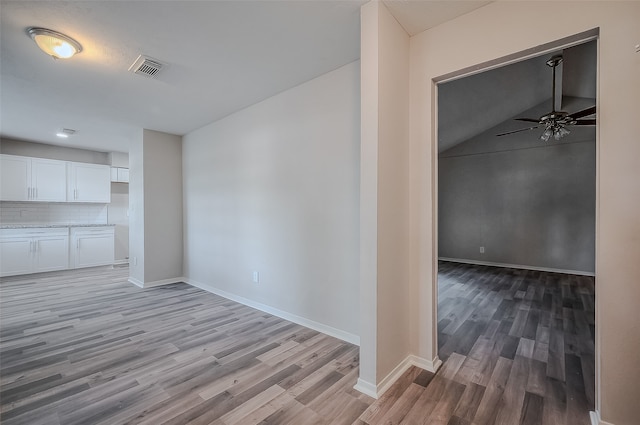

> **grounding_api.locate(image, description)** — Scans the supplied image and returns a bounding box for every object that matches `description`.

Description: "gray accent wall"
[438,98,596,273]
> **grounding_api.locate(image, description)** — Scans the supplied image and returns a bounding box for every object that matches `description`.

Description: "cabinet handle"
[29,241,32,252]
[37,240,40,251]
[28,187,31,199]
[77,239,80,249]
[74,189,77,200]
[35,188,38,199]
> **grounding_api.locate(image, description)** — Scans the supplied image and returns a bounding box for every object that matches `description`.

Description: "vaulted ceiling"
[438,40,597,152]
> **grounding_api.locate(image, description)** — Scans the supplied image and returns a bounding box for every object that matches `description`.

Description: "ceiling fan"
[497,54,596,141]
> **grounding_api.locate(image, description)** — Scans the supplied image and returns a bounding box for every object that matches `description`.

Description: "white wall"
[129,130,183,285]
[376,1,411,383]
[183,61,360,341]
[128,130,145,283]
[109,151,129,168]
[409,2,640,424]
[358,2,411,395]
[358,1,412,395]
[108,183,129,262]
[107,152,129,263]
[143,130,183,283]
[0,138,109,165]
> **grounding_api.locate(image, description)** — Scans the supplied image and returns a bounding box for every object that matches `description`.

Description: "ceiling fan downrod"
[547,55,563,114]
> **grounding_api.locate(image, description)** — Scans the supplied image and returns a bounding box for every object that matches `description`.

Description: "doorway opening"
[434,38,597,424]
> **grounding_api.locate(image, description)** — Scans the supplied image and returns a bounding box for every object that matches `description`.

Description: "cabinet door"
[74,234,114,268]
[0,155,31,201]
[117,168,129,183]
[32,158,67,202]
[69,163,111,203]
[34,236,69,273]
[0,238,33,277]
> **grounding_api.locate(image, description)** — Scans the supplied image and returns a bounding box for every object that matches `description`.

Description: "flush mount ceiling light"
[27,27,82,59]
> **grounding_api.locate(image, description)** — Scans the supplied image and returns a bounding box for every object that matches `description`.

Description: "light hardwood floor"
[0,266,372,425]
[357,261,595,425]
[1,262,595,424]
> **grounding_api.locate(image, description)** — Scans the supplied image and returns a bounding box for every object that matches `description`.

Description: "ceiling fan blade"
[496,125,540,137]
[573,119,596,126]
[569,105,596,119]
[515,118,541,123]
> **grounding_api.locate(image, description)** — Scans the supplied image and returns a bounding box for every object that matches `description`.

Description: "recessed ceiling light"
[27,27,82,59]
[56,128,76,138]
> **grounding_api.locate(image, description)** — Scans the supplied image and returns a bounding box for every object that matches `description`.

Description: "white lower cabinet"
[0,228,69,277]
[70,227,115,269]
[1,226,115,277]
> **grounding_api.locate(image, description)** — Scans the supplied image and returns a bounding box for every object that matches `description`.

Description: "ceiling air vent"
[128,55,165,78]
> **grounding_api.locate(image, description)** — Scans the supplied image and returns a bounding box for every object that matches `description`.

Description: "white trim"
[376,356,414,398]
[438,257,595,277]
[143,277,184,288]
[590,410,614,425]
[408,354,442,373]
[353,354,443,399]
[183,278,360,346]
[354,378,378,399]
[128,277,144,288]
[127,276,184,288]
[113,259,129,265]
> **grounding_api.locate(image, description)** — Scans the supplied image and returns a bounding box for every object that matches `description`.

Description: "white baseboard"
[590,410,615,425]
[438,257,595,277]
[183,278,360,346]
[128,276,184,288]
[353,354,443,399]
[408,354,443,373]
[113,259,129,265]
[128,277,144,288]
[144,277,184,287]
[354,378,378,399]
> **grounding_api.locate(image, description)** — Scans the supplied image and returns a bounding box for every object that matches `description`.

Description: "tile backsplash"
[0,202,108,225]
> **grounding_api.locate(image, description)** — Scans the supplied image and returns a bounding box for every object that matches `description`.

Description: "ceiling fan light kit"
[27,27,82,59]
[497,53,596,141]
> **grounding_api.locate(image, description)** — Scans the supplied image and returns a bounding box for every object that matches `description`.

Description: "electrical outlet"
[479,246,485,254]
[253,271,259,283]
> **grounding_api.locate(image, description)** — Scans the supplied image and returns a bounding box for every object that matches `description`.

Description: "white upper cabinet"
[68,162,111,203]
[31,158,68,201]
[1,155,111,203]
[0,155,30,201]
[117,168,129,183]
[110,167,129,183]
[0,155,67,202]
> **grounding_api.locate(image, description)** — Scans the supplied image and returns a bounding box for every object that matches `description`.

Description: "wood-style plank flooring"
[358,261,595,425]
[1,262,596,424]
[0,266,372,425]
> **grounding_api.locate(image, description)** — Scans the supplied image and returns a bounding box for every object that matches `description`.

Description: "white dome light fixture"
[27,27,82,59]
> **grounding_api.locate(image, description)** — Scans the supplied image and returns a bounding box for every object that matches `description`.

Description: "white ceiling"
[0,1,494,154]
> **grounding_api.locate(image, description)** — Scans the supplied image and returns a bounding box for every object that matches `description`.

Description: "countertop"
[0,224,115,229]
